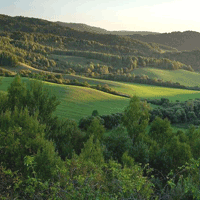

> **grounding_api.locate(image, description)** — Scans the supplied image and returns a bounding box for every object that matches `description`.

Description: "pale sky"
[0,0,200,32]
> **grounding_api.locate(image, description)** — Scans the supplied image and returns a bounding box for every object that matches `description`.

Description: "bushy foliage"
[103,126,132,163]
[7,75,60,124]
[122,95,150,140]
[46,118,86,160]
[0,107,64,180]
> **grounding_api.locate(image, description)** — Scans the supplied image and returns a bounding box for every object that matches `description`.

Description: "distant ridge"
[129,31,200,51]
[56,21,160,36]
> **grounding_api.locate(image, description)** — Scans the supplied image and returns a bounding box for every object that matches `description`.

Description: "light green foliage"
[186,126,200,159]
[7,75,27,111]
[123,95,150,140]
[25,79,60,123]
[106,153,154,199]
[0,77,130,121]
[162,159,200,199]
[79,135,105,166]
[0,107,64,180]
[62,138,154,199]
[7,76,59,124]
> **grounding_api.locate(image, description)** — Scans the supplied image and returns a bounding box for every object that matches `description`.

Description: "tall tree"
[122,95,150,141]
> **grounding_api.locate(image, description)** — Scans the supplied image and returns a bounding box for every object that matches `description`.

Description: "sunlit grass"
[132,68,200,87]
[1,76,200,122]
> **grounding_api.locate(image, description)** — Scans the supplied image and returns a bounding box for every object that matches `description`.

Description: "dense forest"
[1,76,200,199]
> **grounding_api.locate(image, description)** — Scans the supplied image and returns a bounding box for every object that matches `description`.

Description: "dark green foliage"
[0,92,8,113]
[166,135,192,169]
[0,51,18,67]
[79,113,123,130]
[129,140,150,164]
[100,113,123,129]
[92,109,99,116]
[103,126,132,163]
[47,118,86,160]
[79,115,104,130]
[149,117,173,146]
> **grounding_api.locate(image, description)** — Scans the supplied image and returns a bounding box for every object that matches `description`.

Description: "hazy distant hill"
[129,31,200,51]
[0,14,165,56]
[0,14,194,72]
[56,21,160,36]
[56,22,109,34]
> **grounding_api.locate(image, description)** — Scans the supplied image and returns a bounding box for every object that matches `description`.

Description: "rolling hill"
[129,31,200,51]
[1,76,200,121]
[56,21,160,36]
[0,77,130,121]
[132,68,200,87]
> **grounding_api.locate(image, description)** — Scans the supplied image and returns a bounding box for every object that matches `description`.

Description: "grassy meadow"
[0,77,129,121]
[4,64,200,102]
[2,77,200,122]
[132,68,200,87]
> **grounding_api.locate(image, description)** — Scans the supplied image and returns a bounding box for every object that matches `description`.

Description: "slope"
[56,21,160,36]
[0,77,129,121]
[132,68,200,87]
[129,31,200,51]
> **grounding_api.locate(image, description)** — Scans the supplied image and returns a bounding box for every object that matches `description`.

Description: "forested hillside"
[129,31,200,51]
[57,21,160,35]
[0,14,197,86]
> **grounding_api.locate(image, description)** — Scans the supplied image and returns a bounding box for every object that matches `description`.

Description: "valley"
[1,13,200,199]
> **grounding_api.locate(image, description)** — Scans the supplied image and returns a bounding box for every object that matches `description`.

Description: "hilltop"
[57,21,160,36]
[129,31,200,51]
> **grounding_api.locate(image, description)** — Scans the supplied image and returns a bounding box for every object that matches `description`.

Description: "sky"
[0,0,200,33]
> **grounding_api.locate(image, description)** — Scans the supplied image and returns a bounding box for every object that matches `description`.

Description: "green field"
[5,65,200,102]
[0,77,129,121]
[1,76,200,121]
[64,75,200,102]
[132,68,200,87]
[61,75,200,102]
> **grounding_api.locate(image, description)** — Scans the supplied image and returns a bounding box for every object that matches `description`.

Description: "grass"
[132,68,200,87]
[4,64,200,102]
[52,74,200,102]
[2,75,200,121]
[0,77,129,122]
